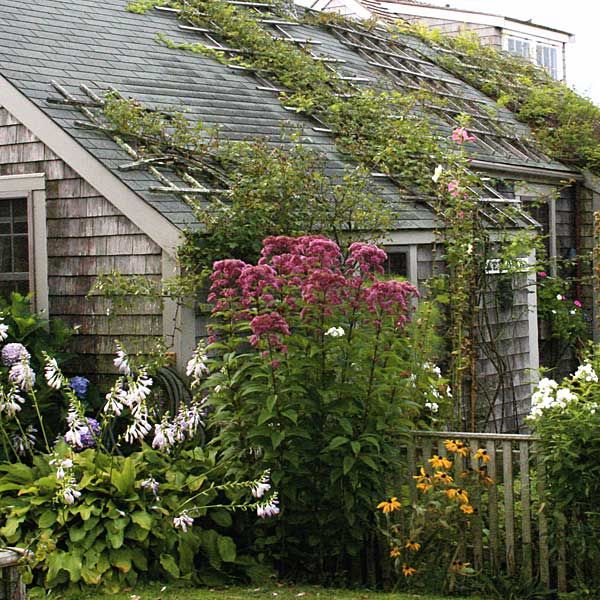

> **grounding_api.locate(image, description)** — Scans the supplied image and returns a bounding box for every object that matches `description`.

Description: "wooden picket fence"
[404,431,566,592]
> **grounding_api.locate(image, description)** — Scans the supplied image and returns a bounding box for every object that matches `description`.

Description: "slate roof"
[0,0,573,232]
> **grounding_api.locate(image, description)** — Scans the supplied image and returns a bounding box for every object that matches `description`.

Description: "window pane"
[13,236,28,272]
[13,219,27,234]
[0,237,11,272]
[385,252,408,277]
[12,200,26,219]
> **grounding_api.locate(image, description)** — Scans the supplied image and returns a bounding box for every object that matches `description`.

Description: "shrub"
[0,319,277,594]
[528,353,600,595]
[198,235,441,583]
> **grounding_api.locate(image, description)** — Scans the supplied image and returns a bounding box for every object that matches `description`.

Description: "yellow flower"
[405,540,421,552]
[446,488,469,503]
[474,448,491,463]
[390,546,401,558]
[444,439,469,457]
[434,471,454,484]
[460,504,474,514]
[414,467,433,493]
[377,497,401,513]
[428,454,452,470]
[402,564,417,577]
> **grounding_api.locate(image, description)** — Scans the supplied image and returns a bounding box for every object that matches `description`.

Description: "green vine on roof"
[398,24,600,174]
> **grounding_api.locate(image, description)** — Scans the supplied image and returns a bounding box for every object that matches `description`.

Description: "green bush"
[529,352,600,594]
[199,235,446,583]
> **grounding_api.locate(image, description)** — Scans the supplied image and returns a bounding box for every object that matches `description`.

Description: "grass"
[74,583,486,600]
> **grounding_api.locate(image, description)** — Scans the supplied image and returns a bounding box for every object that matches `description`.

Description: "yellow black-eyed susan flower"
[377,497,401,513]
[402,564,417,577]
[390,546,401,558]
[434,471,454,484]
[474,448,491,463]
[413,467,433,492]
[405,540,421,552]
[460,504,474,514]
[428,454,452,470]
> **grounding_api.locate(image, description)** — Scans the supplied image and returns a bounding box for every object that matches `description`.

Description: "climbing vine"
[113,0,557,429]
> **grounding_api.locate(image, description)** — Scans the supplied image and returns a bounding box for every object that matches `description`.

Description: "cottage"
[0,0,593,430]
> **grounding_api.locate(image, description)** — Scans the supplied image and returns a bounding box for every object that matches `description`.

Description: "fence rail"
[405,431,565,592]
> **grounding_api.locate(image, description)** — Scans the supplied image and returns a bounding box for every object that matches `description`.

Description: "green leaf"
[343,456,355,475]
[258,407,273,425]
[131,511,153,531]
[38,510,56,529]
[271,430,285,449]
[111,457,136,495]
[217,535,237,563]
[326,436,348,451]
[350,441,361,456]
[210,509,233,528]
[107,528,124,549]
[160,553,180,579]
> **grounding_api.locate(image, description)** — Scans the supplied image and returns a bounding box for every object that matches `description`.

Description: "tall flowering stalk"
[202,235,428,579]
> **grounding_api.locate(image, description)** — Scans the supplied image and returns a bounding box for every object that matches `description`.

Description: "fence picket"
[471,437,484,571]
[486,440,500,574]
[535,445,550,588]
[519,441,533,581]
[502,440,516,576]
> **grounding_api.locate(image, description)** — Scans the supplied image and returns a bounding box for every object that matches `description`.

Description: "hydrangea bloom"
[2,343,30,367]
[69,376,90,399]
[78,418,101,449]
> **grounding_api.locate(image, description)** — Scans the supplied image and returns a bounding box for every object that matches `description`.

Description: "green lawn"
[74,583,485,600]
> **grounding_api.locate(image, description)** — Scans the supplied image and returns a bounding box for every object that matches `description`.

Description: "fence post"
[519,441,533,582]
[502,440,516,576]
[486,440,500,574]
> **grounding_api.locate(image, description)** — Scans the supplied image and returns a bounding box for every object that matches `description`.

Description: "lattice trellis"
[43,0,541,230]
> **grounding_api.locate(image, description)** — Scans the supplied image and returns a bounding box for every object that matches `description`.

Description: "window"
[536,44,558,79]
[383,251,408,278]
[0,174,48,314]
[507,37,531,59]
[0,198,30,298]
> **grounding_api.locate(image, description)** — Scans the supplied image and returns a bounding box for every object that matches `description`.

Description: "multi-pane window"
[536,44,558,79]
[383,251,408,278]
[507,37,531,59]
[0,198,29,298]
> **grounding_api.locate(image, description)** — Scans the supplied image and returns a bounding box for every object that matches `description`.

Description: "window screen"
[0,198,29,298]
[536,44,558,79]
[507,37,531,59]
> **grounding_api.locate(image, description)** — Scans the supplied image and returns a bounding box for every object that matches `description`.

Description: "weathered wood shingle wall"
[0,106,163,377]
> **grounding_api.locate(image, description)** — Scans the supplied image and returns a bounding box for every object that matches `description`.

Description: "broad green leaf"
[343,456,355,475]
[160,553,180,579]
[38,510,56,529]
[131,510,153,530]
[326,436,348,451]
[217,535,237,563]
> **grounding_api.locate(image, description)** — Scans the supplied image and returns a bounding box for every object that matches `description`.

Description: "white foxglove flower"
[186,342,209,385]
[251,470,272,499]
[113,343,131,376]
[9,358,36,392]
[44,357,63,390]
[63,486,81,505]
[173,511,194,532]
[256,494,280,519]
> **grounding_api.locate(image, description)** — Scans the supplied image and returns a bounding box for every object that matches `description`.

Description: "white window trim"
[0,174,48,316]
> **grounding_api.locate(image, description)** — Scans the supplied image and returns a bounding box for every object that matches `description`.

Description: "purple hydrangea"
[69,376,90,399]
[2,343,30,367]
[78,418,101,449]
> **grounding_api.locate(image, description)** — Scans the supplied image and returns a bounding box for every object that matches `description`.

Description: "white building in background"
[299,0,575,81]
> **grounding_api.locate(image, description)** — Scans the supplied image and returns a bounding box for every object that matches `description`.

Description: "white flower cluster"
[325,326,345,338]
[0,386,24,419]
[103,346,154,444]
[64,404,89,448]
[186,341,209,387]
[44,356,64,390]
[173,510,194,533]
[152,400,205,452]
[256,492,280,519]
[50,456,81,505]
[251,470,271,499]
[421,362,452,414]
[529,377,578,419]
[573,362,599,383]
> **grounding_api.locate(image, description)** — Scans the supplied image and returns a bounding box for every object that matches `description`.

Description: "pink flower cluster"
[207,235,419,354]
[451,127,476,145]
